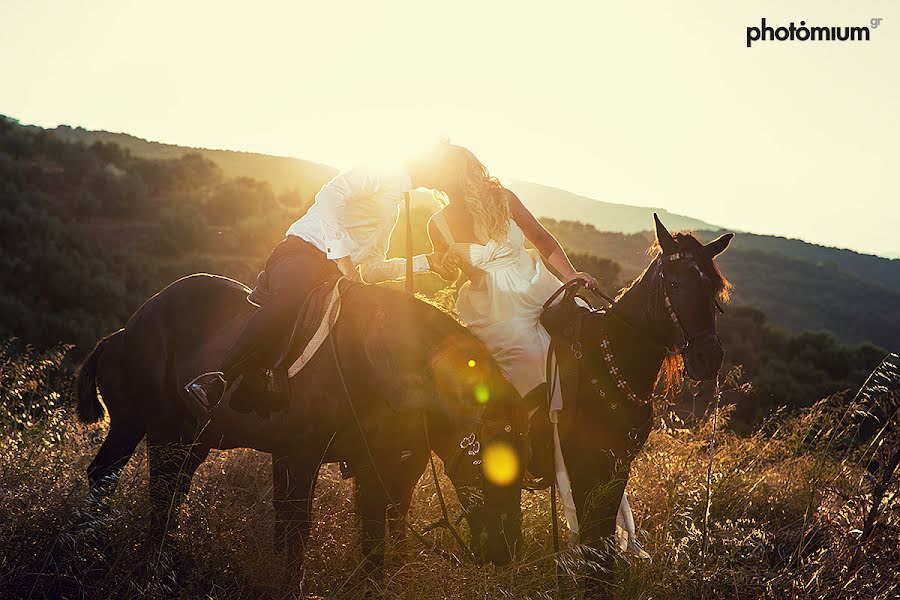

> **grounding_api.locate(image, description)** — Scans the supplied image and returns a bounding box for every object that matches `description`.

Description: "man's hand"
[427,252,460,282]
[336,256,361,282]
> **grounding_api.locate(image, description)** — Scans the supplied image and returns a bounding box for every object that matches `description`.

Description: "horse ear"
[654,213,677,254]
[704,233,734,257]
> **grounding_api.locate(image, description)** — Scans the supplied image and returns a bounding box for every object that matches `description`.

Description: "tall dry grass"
[1,343,897,599]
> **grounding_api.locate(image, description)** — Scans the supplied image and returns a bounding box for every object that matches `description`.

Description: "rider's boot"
[184,298,286,412]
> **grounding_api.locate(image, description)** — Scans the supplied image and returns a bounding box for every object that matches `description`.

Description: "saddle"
[229,273,356,415]
[539,281,593,442]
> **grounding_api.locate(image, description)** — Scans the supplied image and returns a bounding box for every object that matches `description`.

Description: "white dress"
[432,212,648,558]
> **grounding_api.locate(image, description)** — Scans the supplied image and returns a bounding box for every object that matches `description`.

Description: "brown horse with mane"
[75,275,527,589]
[530,215,734,599]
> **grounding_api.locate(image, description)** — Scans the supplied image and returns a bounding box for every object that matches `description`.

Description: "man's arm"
[358,253,431,284]
[315,168,377,261]
[359,211,461,284]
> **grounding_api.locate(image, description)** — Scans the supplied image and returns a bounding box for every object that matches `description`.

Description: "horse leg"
[272,453,290,553]
[146,436,210,559]
[354,464,392,591]
[86,416,146,504]
[571,454,630,600]
[385,449,429,566]
[272,450,321,580]
[84,337,146,505]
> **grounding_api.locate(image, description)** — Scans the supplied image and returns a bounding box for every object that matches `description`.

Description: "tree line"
[0,115,884,427]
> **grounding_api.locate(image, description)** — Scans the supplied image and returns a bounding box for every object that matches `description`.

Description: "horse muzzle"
[683,332,724,381]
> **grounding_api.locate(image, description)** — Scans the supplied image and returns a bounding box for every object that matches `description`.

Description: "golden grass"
[1,347,897,599]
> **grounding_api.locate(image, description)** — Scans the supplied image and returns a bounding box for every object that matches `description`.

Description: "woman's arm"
[508,190,598,288]
[427,214,462,282]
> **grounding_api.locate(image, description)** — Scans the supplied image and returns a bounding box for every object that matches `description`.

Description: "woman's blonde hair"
[437,145,510,242]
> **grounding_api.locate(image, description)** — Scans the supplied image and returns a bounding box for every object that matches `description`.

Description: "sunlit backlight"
[482,442,519,486]
[474,383,490,404]
[467,359,477,368]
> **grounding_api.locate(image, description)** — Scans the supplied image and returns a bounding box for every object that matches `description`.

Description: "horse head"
[428,333,527,565]
[652,214,734,381]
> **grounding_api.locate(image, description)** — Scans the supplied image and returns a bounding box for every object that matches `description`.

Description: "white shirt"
[286,167,430,284]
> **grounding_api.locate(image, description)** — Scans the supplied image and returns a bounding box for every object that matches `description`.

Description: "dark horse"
[75,274,527,588]
[531,215,734,598]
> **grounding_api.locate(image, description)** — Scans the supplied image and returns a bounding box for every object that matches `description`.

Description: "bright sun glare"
[2,1,898,255]
[482,442,519,487]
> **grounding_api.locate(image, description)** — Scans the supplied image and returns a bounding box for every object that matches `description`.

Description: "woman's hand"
[427,252,460,282]
[567,271,598,290]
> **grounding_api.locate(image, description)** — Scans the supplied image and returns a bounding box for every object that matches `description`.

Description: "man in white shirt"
[187,145,457,410]
[286,167,434,284]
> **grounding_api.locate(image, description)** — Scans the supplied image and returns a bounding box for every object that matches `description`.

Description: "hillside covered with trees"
[0,115,891,428]
[42,121,900,346]
[544,219,900,349]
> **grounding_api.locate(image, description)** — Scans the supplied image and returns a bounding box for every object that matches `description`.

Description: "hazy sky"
[3,1,898,257]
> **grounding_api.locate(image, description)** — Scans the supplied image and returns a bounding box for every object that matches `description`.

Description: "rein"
[544,251,719,357]
[398,212,476,562]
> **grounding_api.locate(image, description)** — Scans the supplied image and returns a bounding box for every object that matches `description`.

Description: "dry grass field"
[1,344,897,599]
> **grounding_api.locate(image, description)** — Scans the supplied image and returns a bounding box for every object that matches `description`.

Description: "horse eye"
[668,280,679,290]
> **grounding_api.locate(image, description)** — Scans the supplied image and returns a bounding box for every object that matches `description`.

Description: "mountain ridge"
[12,118,897,348]
[507,179,718,233]
[46,123,894,259]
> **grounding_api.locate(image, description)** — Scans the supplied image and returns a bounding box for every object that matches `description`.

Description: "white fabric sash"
[287,279,344,378]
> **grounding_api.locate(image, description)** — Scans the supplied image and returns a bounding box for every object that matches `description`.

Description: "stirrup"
[184,371,227,411]
[523,472,552,491]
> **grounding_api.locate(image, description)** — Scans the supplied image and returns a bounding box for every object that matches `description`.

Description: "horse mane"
[657,353,684,398]
[412,292,464,326]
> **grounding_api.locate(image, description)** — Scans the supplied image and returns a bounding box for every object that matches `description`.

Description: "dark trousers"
[221,236,340,379]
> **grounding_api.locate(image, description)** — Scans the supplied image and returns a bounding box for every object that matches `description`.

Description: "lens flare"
[467,359,477,368]
[482,442,519,486]
[474,383,490,404]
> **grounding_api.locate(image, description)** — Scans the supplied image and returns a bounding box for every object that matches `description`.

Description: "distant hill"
[43,125,338,204]
[43,127,717,234]
[508,182,900,296]
[508,180,717,233]
[17,118,899,350]
[541,220,900,349]
[702,229,900,296]
[50,126,897,287]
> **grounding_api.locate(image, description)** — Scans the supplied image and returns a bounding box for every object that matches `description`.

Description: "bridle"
[655,251,723,355]
[543,250,723,356]
[540,251,724,551]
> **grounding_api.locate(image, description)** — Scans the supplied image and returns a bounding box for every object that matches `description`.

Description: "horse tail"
[76,330,121,423]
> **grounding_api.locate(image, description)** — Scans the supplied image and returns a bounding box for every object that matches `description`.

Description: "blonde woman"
[428,145,646,556]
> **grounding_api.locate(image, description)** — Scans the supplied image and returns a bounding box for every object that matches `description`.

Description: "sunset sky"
[3,0,898,257]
